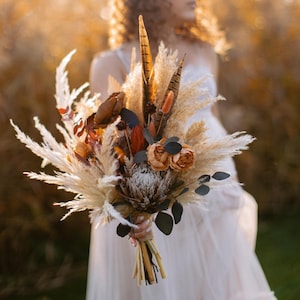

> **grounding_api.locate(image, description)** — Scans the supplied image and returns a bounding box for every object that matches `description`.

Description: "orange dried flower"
[169,144,195,171]
[161,90,174,114]
[147,140,170,171]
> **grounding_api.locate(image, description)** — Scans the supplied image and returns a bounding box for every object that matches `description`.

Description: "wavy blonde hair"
[108,0,228,54]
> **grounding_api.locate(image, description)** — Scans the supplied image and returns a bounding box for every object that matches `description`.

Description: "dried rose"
[147,141,170,171]
[169,144,195,171]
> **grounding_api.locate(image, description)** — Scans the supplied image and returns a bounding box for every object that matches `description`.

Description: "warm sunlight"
[1,0,299,299]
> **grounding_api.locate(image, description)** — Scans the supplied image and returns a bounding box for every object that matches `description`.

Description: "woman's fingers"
[132,219,151,239]
[129,218,153,245]
[135,215,145,224]
[130,237,137,247]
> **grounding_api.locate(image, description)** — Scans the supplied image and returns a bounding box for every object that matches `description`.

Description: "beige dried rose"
[169,144,195,171]
[147,141,170,171]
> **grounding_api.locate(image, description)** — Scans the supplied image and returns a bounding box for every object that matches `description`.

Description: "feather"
[101,201,137,228]
[139,15,155,123]
[154,57,184,137]
[153,43,178,109]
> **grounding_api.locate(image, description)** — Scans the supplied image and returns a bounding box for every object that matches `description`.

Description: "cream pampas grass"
[10,51,127,225]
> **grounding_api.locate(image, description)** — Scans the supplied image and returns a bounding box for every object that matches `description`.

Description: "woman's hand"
[129,215,153,247]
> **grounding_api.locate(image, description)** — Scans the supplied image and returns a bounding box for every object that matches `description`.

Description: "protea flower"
[118,162,174,214]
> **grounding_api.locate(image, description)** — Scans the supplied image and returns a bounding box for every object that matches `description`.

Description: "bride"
[86,0,276,299]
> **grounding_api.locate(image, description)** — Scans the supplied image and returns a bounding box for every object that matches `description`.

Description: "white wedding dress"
[86,50,276,300]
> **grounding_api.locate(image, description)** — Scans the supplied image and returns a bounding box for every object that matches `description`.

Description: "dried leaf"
[120,108,139,128]
[131,125,146,155]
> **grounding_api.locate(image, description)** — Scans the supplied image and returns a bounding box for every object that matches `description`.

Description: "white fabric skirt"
[86,186,276,300]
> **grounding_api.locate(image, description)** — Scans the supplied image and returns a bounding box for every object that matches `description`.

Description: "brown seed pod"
[94,92,125,127]
[74,141,93,161]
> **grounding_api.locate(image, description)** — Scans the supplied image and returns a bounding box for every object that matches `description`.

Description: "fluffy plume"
[122,63,144,124]
[55,49,89,112]
[153,43,178,108]
[11,51,122,222]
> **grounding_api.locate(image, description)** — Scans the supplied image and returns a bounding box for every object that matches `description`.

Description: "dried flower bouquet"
[11,16,254,285]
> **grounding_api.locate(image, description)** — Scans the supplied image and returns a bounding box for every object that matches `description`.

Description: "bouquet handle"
[132,238,166,285]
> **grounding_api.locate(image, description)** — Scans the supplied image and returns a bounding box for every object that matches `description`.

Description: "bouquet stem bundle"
[133,239,166,286]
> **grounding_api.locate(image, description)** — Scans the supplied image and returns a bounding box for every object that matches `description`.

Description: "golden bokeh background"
[0,0,299,298]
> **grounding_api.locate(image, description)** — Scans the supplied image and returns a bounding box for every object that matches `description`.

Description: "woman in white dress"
[86,0,276,299]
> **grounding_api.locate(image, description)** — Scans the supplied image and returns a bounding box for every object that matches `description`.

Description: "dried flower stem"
[146,239,166,279]
[141,241,155,284]
[124,128,132,159]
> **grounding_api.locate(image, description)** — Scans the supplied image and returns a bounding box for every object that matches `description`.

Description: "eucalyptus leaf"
[172,201,183,224]
[120,108,139,128]
[164,142,182,154]
[155,212,174,235]
[158,199,171,210]
[116,223,131,237]
[143,127,154,145]
[195,184,210,196]
[171,180,185,189]
[178,187,189,196]
[133,150,147,164]
[198,174,211,183]
[164,136,179,144]
[212,172,230,181]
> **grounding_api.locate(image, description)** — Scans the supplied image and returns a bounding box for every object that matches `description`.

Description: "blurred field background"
[0,0,299,299]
